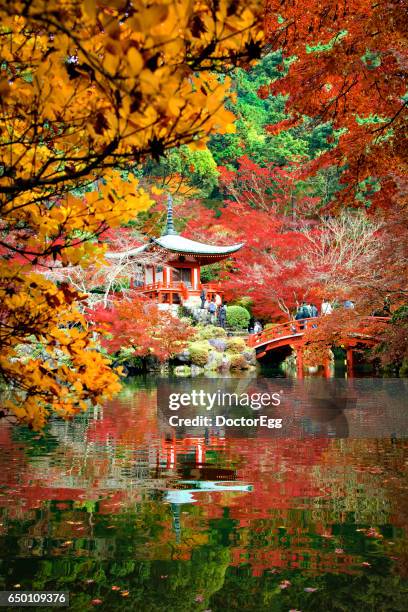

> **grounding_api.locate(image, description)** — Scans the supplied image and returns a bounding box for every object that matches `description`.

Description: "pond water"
[0,375,407,611]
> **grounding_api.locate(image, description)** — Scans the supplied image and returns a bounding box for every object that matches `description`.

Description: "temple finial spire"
[162,193,178,236]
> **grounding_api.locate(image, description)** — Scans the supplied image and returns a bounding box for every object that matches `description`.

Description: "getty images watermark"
[167,389,283,429]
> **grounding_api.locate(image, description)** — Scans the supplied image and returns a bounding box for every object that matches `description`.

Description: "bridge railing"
[247,318,315,347]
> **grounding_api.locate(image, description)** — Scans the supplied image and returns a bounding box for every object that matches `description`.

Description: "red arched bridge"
[247,316,390,377]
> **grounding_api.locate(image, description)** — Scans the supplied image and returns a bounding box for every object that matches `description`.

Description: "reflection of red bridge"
[247,316,390,376]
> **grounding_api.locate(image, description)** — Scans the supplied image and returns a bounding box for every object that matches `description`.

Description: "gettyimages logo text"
[168,389,282,412]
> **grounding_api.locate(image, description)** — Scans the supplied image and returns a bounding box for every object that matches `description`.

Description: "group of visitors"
[295,302,319,319]
[295,298,355,319]
[200,288,227,328]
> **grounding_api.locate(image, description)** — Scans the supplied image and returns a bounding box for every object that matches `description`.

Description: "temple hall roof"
[152,234,244,255]
[105,194,244,261]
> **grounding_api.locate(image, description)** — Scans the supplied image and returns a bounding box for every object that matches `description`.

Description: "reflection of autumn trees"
[1,417,406,577]
[0,387,407,609]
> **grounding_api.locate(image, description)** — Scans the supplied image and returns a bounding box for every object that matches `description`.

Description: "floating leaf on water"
[279,580,291,589]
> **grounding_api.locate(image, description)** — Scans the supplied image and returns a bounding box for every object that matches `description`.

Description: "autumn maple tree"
[88,295,194,362]
[263,0,407,211]
[260,0,407,341]
[0,0,263,427]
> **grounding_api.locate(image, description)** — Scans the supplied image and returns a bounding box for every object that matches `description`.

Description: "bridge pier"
[296,348,304,379]
[323,357,332,378]
[346,348,354,378]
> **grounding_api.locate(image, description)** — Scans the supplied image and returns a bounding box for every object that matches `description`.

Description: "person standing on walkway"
[218,303,227,329]
[200,287,207,309]
[208,298,217,324]
[295,302,310,329]
[253,321,263,334]
[321,299,333,315]
[310,303,319,317]
[304,302,312,318]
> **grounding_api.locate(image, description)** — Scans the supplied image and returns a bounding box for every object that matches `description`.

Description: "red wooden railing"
[247,316,390,350]
[247,318,312,348]
[133,281,223,299]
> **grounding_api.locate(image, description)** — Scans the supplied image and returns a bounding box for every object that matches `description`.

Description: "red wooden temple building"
[107,195,244,308]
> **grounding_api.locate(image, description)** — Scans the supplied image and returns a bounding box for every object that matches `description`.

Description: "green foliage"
[200,263,221,282]
[188,340,211,366]
[209,53,337,170]
[142,145,219,198]
[233,296,253,312]
[399,357,408,377]
[194,325,227,340]
[264,323,279,330]
[391,305,408,323]
[226,337,247,353]
[226,305,250,330]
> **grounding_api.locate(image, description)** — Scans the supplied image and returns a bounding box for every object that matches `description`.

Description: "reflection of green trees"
[1,547,231,611]
[237,513,405,563]
[11,425,59,457]
[210,562,408,611]
[1,491,408,611]
[2,553,407,612]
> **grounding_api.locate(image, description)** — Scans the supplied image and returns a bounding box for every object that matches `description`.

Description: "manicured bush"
[226,305,250,330]
[189,340,210,366]
[194,324,227,340]
[230,354,249,370]
[205,351,223,370]
[209,338,227,352]
[234,296,253,312]
[226,337,247,353]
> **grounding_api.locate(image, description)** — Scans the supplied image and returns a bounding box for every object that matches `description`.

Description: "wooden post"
[297,347,304,379]
[190,266,196,289]
[346,348,354,378]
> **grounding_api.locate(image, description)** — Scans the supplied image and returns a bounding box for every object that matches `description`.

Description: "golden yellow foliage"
[0,269,122,429]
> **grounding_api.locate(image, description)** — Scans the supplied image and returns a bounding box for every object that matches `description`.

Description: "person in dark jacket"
[218,303,227,329]
[295,302,311,320]
[200,287,207,309]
